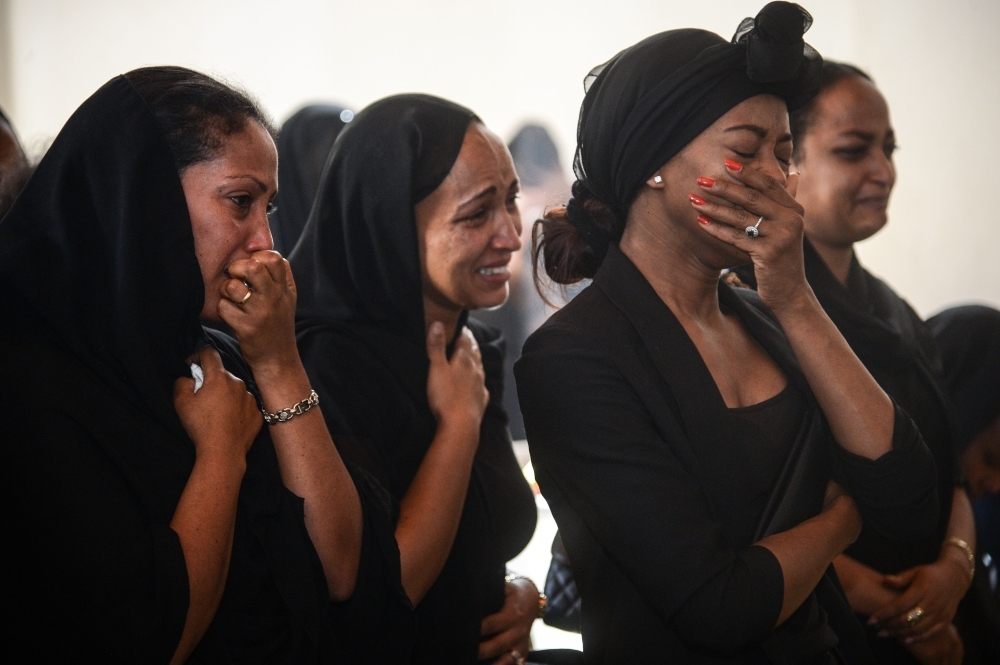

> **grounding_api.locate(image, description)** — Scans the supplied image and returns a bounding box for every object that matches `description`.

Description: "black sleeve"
[516,323,784,654]
[831,403,939,542]
[3,410,188,663]
[328,464,415,663]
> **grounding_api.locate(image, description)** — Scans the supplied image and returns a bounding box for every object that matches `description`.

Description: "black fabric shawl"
[515,246,938,664]
[292,94,537,663]
[802,239,959,574]
[271,104,350,256]
[0,76,408,662]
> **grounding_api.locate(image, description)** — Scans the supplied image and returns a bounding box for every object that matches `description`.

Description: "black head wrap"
[928,305,1000,453]
[290,94,479,345]
[508,124,562,188]
[571,1,821,258]
[272,104,351,255]
[0,76,204,438]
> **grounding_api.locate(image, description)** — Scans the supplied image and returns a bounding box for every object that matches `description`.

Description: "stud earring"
[653,175,663,184]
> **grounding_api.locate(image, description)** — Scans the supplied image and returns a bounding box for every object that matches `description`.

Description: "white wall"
[2,0,997,316]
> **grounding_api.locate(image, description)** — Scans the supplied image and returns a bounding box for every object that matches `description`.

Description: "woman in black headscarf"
[292,95,538,664]
[515,3,939,663]
[0,67,409,663]
[754,60,977,665]
[271,104,352,255]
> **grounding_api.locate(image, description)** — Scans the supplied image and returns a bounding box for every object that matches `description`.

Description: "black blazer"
[515,246,939,664]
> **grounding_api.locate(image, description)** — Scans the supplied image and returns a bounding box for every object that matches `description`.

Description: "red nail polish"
[697,214,710,225]
[725,159,743,171]
[689,194,706,205]
[697,177,715,188]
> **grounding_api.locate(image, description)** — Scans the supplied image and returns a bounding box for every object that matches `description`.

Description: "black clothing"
[799,243,962,664]
[0,75,407,662]
[272,104,350,256]
[568,2,821,255]
[803,241,958,572]
[728,384,807,541]
[291,94,536,663]
[927,305,1000,453]
[515,246,938,664]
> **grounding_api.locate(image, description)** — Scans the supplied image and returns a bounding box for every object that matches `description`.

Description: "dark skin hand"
[479,578,537,663]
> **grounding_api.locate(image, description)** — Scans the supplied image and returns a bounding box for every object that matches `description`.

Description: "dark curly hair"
[126,65,277,173]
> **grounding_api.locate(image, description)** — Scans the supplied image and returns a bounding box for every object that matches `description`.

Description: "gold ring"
[237,289,252,307]
[905,606,925,627]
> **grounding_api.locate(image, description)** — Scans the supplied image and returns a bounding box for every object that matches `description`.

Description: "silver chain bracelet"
[263,390,319,425]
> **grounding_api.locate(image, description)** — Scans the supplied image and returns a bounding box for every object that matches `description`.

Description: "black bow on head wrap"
[928,305,1000,453]
[290,94,478,345]
[272,104,351,256]
[571,1,821,257]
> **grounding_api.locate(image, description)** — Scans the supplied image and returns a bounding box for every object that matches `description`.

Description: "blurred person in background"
[271,104,352,256]
[767,60,982,665]
[475,123,569,440]
[292,94,539,665]
[0,105,34,219]
[929,305,1000,662]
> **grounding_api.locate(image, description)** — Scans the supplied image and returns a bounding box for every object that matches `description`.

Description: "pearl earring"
[653,175,663,184]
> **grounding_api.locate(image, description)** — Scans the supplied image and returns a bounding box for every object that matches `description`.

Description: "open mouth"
[477,266,509,276]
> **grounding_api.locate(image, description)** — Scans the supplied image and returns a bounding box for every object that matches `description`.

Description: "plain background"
[1,0,997,317]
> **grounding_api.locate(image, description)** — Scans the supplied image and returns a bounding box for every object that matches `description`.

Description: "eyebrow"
[838,129,895,141]
[227,175,269,192]
[458,184,497,208]
[725,124,791,143]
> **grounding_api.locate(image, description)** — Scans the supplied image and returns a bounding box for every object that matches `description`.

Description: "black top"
[291,94,536,663]
[728,385,807,542]
[0,75,408,662]
[515,246,939,664]
[802,240,959,574]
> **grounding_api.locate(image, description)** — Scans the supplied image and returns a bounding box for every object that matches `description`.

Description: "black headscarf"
[0,73,414,662]
[928,305,1000,453]
[272,104,351,255]
[292,94,479,344]
[0,75,203,454]
[571,1,821,257]
[292,95,537,663]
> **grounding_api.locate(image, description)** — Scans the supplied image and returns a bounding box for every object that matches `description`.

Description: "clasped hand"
[218,250,300,375]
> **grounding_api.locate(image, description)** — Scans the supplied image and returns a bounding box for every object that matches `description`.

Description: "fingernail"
[904,637,914,645]
[697,214,710,225]
[877,630,889,638]
[867,617,879,627]
[689,194,706,206]
[697,176,715,188]
[725,159,743,171]
[430,322,443,336]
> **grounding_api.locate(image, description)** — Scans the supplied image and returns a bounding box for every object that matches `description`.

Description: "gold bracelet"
[942,537,975,582]
[505,574,548,618]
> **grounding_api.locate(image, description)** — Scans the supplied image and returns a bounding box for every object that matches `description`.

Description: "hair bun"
[734,2,813,84]
[565,179,623,261]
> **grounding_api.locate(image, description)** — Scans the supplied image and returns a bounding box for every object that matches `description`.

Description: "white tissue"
[190,363,204,393]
